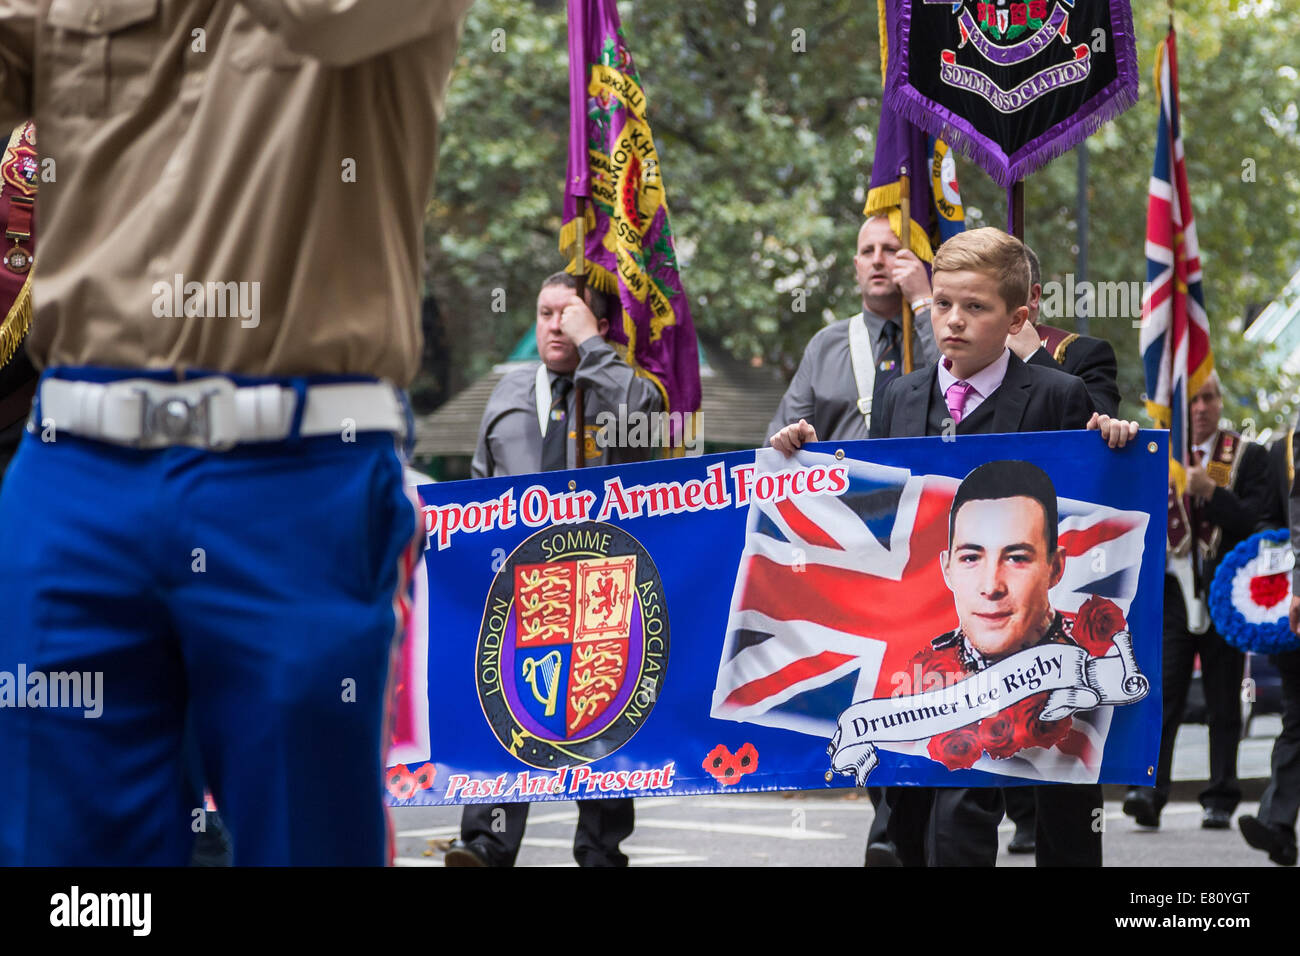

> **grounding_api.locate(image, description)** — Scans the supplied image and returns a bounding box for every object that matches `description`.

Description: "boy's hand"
[892,249,931,304]
[1087,412,1139,449]
[770,419,818,456]
[1290,595,1300,635]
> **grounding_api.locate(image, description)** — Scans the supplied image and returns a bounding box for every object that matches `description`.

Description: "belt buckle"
[135,380,237,451]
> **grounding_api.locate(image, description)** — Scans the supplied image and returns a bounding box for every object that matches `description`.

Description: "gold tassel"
[0,270,32,369]
[862,189,934,263]
[877,0,889,84]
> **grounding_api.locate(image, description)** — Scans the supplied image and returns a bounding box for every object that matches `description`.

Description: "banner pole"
[899,167,914,374]
[1010,180,1025,240]
[573,195,587,469]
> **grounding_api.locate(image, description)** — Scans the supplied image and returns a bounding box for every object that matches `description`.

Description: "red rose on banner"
[1011,694,1072,752]
[1072,595,1127,656]
[909,644,966,684]
[977,709,1020,760]
[386,764,417,801]
[928,724,982,771]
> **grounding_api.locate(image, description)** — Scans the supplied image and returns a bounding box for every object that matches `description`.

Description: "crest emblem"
[926,0,1090,113]
[476,522,668,770]
[2,143,37,197]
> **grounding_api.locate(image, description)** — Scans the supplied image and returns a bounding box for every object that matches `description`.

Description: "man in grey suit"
[767,216,939,443]
[448,272,661,867]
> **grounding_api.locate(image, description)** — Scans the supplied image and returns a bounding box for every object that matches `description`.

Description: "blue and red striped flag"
[1139,27,1212,484]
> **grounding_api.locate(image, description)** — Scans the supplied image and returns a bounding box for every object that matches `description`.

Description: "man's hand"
[1087,412,1139,449]
[892,249,931,305]
[558,294,600,346]
[1290,595,1300,635]
[1185,464,1216,500]
[1007,320,1043,360]
[770,420,818,456]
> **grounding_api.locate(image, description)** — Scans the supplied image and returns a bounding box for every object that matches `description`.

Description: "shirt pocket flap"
[47,0,160,35]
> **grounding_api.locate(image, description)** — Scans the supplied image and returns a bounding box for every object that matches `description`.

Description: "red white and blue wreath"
[1208,529,1300,654]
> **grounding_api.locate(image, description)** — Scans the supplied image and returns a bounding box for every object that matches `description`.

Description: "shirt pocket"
[227,16,308,72]
[43,0,162,118]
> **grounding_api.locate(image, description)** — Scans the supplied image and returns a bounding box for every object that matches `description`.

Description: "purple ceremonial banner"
[865,0,966,258]
[561,0,701,439]
[885,0,1139,187]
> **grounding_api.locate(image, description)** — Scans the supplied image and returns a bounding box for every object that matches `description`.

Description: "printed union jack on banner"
[1139,27,1212,474]
[711,448,1150,781]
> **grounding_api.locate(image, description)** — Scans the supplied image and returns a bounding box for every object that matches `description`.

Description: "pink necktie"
[945,380,974,423]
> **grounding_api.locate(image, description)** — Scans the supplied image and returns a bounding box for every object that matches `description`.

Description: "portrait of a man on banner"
[822,459,1149,785]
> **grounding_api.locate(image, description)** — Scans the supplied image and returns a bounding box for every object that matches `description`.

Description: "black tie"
[540,375,573,473]
[873,321,902,403]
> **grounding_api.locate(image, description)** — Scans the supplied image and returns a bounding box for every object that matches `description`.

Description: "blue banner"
[385,431,1167,805]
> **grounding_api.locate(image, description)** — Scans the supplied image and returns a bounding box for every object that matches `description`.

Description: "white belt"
[34,377,408,450]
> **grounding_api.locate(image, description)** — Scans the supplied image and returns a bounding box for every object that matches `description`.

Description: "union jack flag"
[1139,27,1212,477]
[711,448,1149,779]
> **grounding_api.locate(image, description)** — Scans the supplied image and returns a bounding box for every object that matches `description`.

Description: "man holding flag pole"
[766,0,958,456]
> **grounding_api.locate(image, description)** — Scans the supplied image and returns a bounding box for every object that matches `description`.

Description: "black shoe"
[1201,807,1233,830]
[444,839,490,867]
[1239,815,1298,866]
[1122,790,1161,828]
[864,840,902,866]
[1007,826,1036,854]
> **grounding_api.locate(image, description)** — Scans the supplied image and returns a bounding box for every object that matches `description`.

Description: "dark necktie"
[540,375,573,473]
[873,320,902,403]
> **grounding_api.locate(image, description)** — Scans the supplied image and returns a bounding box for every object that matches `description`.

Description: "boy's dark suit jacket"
[869,351,1101,868]
[869,351,1092,439]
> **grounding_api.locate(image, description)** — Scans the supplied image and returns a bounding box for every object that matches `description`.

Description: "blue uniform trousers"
[0,375,418,865]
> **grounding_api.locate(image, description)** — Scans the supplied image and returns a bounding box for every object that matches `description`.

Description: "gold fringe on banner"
[864,182,934,263]
[878,0,889,84]
[0,270,32,369]
[560,200,692,459]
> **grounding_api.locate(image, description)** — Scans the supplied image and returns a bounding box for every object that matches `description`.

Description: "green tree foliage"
[425,0,1300,435]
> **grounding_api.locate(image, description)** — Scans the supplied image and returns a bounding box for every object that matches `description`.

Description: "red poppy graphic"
[734,743,759,776]
[412,763,437,791]
[386,764,417,801]
[703,743,760,786]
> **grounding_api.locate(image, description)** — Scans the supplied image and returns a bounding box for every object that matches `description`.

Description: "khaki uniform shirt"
[0,0,471,385]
